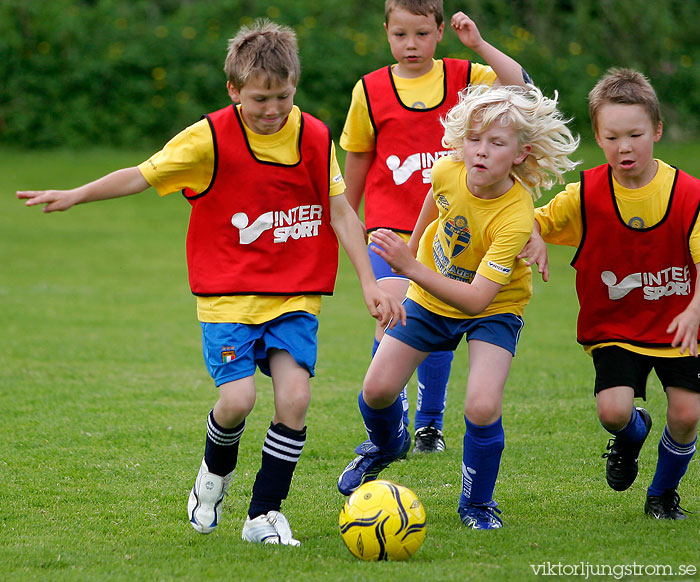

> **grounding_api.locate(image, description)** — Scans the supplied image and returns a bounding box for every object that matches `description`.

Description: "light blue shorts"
[385,298,524,356]
[200,311,319,387]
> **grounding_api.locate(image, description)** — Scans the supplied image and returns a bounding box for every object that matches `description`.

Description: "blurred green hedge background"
[1,0,698,150]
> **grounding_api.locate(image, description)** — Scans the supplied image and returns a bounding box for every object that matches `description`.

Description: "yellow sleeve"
[329,142,346,197]
[468,62,497,86]
[339,79,375,153]
[690,218,700,264]
[535,182,584,247]
[138,119,214,196]
[476,222,532,285]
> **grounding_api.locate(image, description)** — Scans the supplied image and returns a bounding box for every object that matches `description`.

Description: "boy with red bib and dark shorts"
[521,68,700,520]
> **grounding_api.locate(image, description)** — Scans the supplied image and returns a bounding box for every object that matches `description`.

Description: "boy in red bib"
[18,19,404,544]
[521,68,700,519]
[341,0,532,453]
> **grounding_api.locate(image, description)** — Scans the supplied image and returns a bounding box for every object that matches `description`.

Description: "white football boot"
[241,511,301,546]
[187,458,235,534]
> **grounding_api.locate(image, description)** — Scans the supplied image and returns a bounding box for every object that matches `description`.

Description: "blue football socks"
[371,337,380,359]
[358,391,406,455]
[648,425,696,496]
[373,337,410,428]
[459,416,505,506]
[415,350,453,430]
[607,408,648,442]
[399,388,410,428]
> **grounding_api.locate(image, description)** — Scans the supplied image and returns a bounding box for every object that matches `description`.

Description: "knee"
[667,407,700,439]
[597,407,632,430]
[216,392,255,425]
[595,386,636,430]
[362,381,399,409]
[464,397,501,426]
[287,385,311,415]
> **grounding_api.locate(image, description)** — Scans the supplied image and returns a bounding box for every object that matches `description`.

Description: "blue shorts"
[369,242,408,283]
[200,312,319,387]
[385,298,524,356]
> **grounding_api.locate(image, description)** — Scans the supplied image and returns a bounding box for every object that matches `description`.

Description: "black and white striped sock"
[248,422,306,518]
[203,410,244,476]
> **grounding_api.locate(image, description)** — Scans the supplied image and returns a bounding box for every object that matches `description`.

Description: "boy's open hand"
[667,305,700,357]
[364,285,406,330]
[518,228,549,282]
[17,188,82,212]
[450,12,483,50]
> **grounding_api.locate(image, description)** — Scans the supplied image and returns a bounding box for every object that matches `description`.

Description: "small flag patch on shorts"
[222,347,236,363]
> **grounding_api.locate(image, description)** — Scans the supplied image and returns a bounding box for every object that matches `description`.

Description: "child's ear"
[436,21,445,42]
[654,121,663,142]
[594,132,603,149]
[227,81,241,103]
[514,144,532,165]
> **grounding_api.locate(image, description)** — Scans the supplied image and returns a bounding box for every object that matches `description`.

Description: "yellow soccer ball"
[339,480,426,561]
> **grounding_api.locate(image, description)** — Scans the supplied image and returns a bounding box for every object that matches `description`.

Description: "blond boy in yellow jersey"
[337,85,579,530]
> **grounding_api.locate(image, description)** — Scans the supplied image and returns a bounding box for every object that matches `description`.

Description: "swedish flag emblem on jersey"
[443,215,471,257]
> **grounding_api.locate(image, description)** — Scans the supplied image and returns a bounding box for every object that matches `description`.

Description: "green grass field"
[2,144,699,582]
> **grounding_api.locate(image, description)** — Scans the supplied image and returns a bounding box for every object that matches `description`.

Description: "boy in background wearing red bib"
[341,0,532,453]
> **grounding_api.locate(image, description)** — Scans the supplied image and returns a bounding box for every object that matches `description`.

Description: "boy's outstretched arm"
[451,11,529,86]
[667,263,700,357]
[517,221,550,282]
[371,228,501,316]
[330,193,406,328]
[17,167,150,213]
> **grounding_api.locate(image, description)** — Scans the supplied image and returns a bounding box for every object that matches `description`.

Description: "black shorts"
[592,345,700,399]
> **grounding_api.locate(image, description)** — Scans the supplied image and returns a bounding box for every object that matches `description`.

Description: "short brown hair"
[385,0,444,27]
[224,19,300,90]
[588,68,661,134]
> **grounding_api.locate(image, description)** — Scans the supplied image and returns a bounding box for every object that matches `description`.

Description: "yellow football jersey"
[406,156,534,319]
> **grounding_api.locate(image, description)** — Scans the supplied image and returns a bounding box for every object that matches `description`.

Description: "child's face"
[463,119,531,199]
[227,75,296,135]
[384,7,444,78]
[594,103,663,189]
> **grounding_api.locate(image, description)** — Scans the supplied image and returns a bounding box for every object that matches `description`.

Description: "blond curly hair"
[442,84,580,199]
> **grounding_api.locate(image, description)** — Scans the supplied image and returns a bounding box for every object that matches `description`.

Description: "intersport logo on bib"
[386,150,450,185]
[231,204,324,244]
[601,265,691,301]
